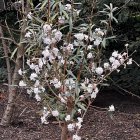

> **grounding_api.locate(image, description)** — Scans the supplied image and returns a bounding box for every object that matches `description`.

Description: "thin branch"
[109,78,140,100]
[0,25,12,90]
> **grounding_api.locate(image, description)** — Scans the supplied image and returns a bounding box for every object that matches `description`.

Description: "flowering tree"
[16,1,133,140]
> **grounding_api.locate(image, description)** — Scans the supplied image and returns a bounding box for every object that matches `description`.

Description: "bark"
[0,2,27,125]
[0,42,24,126]
[61,122,69,140]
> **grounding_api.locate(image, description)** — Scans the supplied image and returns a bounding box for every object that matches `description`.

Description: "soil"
[0,85,140,140]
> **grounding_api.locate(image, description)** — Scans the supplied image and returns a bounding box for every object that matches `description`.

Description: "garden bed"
[0,85,140,140]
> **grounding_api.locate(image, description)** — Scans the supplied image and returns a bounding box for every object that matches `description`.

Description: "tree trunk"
[0,9,26,126]
[0,42,24,126]
[61,122,69,140]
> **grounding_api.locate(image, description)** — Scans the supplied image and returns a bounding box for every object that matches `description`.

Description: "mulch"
[0,85,140,140]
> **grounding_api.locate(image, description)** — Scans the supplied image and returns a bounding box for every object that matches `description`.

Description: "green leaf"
[59,113,65,120]
[10,48,17,59]
[66,70,77,79]
[69,16,73,32]
[52,1,60,11]
[51,13,58,21]
[102,38,106,48]
[77,102,87,111]
[40,0,48,10]
[59,2,63,15]
[62,10,69,19]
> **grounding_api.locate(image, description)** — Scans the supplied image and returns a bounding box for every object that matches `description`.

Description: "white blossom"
[65,115,71,121]
[76,122,82,129]
[79,95,84,100]
[95,67,103,75]
[51,37,57,43]
[34,66,40,74]
[43,37,52,45]
[60,58,65,64]
[122,52,127,56]
[84,78,89,84]
[52,110,59,117]
[19,80,26,87]
[78,109,82,114]
[109,56,115,63]
[72,134,81,140]
[112,60,120,69]
[87,53,93,59]
[65,78,75,90]
[25,31,32,38]
[95,28,104,36]
[59,94,67,103]
[43,24,52,33]
[41,107,50,124]
[41,116,49,124]
[84,34,88,41]
[29,63,37,70]
[104,62,110,69]
[18,68,23,75]
[87,84,93,93]
[50,78,62,89]
[120,59,124,65]
[98,30,104,36]
[91,87,99,98]
[27,12,32,20]
[77,117,83,123]
[67,123,75,131]
[127,58,132,65]
[38,58,44,68]
[30,73,38,81]
[108,105,115,111]
[117,54,123,59]
[58,16,65,24]
[112,51,118,58]
[26,59,30,66]
[35,93,41,101]
[48,54,55,62]
[65,4,71,11]
[74,40,79,46]
[87,45,92,50]
[40,86,45,92]
[54,30,62,41]
[66,43,74,51]
[27,89,32,94]
[52,48,59,56]
[42,47,50,58]
[125,43,129,47]
[94,39,101,46]
[55,81,62,88]
[70,61,74,65]
[33,87,40,94]
[34,80,40,87]
[76,10,81,16]
[74,33,85,41]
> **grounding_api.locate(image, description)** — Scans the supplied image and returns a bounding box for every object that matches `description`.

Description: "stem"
[60,122,69,140]
[47,0,50,23]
